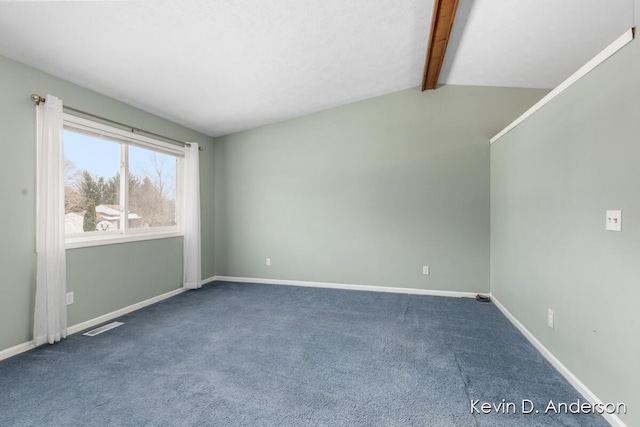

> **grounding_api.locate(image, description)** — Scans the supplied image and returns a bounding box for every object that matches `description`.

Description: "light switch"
[605,210,622,232]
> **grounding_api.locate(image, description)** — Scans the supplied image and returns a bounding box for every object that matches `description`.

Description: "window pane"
[63,129,121,234]
[128,146,177,229]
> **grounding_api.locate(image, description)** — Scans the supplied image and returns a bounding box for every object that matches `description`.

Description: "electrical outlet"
[66,292,74,305]
[547,308,554,329]
[605,210,622,231]
[266,258,271,266]
[422,266,430,275]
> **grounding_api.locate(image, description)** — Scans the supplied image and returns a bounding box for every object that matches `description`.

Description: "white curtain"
[183,142,202,289]
[34,94,67,346]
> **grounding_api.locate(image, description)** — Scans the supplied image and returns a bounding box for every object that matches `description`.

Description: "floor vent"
[83,322,124,337]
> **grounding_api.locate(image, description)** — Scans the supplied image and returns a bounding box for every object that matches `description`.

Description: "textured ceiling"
[0,1,635,137]
[440,0,636,88]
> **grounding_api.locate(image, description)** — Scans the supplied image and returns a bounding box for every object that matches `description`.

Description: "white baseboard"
[213,275,479,299]
[0,341,36,362]
[66,287,189,335]
[0,276,217,362]
[201,275,216,286]
[490,295,626,427]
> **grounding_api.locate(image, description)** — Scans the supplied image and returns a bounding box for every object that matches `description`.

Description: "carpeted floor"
[0,282,608,426]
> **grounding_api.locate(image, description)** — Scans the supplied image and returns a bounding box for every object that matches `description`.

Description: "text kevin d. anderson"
[470,399,627,415]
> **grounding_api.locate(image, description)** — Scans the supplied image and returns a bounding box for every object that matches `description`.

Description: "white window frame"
[63,114,185,249]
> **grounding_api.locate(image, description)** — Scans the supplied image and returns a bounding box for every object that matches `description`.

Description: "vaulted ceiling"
[0,0,635,136]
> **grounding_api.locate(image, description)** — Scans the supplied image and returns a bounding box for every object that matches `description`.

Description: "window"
[63,114,184,248]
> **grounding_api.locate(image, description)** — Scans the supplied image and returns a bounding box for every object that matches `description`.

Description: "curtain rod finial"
[31,94,44,105]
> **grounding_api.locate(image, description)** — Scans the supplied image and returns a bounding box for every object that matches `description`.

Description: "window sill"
[65,230,183,250]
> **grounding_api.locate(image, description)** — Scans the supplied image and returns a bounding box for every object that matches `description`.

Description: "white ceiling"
[0,0,635,137]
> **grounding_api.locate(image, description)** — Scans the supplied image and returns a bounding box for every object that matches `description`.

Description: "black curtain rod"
[30,94,203,151]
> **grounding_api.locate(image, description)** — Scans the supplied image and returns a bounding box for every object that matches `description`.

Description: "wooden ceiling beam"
[421,0,460,91]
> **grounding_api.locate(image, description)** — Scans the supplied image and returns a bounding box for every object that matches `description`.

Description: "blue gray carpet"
[0,282,608,426]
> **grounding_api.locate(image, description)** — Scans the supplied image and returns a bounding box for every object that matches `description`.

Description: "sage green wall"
[0,55,215,353]
[491,40,640,425]
[214,86,547,292]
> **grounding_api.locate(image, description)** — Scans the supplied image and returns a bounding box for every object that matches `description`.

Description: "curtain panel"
[183,142,202,289]
[34,94,68,346]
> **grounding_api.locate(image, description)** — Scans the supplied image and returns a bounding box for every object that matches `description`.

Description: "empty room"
[0,1,638,426]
